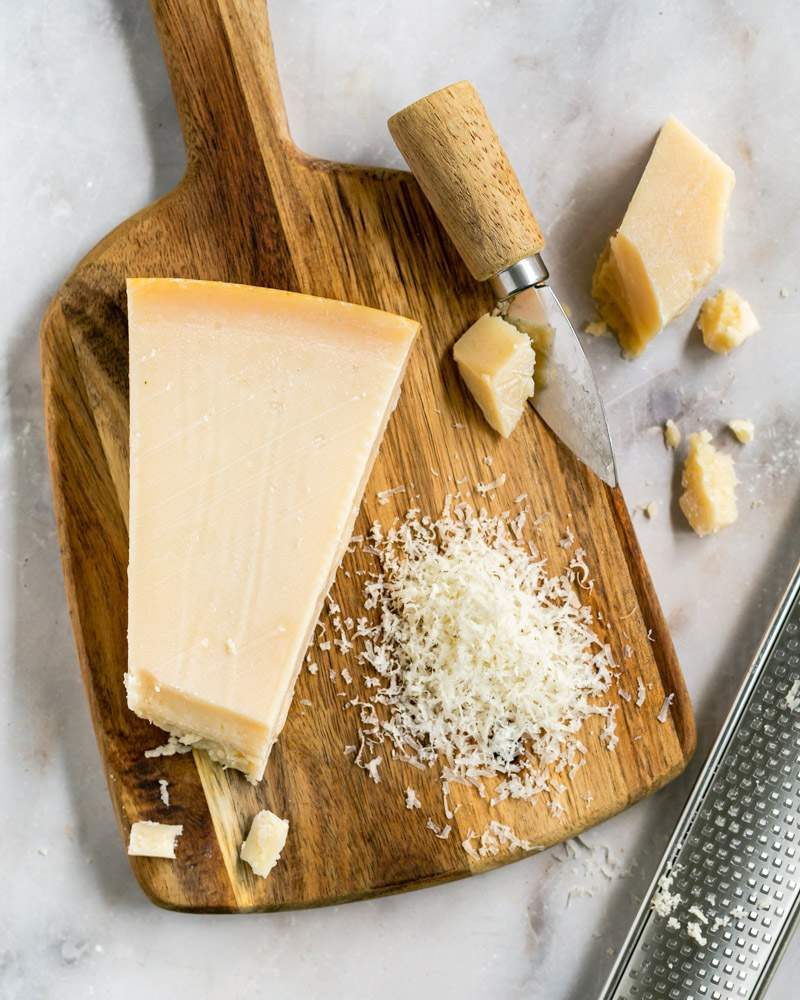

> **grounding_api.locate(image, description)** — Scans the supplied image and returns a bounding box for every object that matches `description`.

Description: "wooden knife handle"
[388,81,545,283]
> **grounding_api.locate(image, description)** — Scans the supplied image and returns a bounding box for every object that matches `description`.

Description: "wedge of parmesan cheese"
[679,431,737,536]
[453,314,535,437]
[592,117,735,357]
[128,820,183,859]
[240,810,289,879]
[698,289,759,354]
[126,279,418,782]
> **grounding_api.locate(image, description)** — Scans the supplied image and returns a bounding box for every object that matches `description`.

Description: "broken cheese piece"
[126,279,418,782]
[664,419,681,449]
[679,430,738,536]
[728,419,755,444]
[240,810,288,879]
[592,116,735,356]
[698,289,759,353]
[453,314,535,437]
[128,820,183,859]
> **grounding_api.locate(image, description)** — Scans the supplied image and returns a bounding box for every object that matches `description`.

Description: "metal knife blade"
[506,284,617,487]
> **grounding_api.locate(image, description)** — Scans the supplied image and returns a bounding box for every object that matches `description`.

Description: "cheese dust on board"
[309,483,626,848]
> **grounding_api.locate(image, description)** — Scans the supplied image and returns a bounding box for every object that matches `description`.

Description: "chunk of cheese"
[240,809,289,878]
[728,419,755,444]
[592,117,735,357]
[126,279,418,782]
[128,820,183,859]
[664,419,681,449]
[698,289,759,353]
[679,430,737,536]
[453,314,535,437]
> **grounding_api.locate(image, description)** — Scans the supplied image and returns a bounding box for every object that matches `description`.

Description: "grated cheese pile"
[338,499,616,804]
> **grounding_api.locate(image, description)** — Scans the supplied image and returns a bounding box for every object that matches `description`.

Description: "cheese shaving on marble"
[332,501,615,806]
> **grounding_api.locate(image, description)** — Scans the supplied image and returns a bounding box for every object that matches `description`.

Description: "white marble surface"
[2,2,799,998]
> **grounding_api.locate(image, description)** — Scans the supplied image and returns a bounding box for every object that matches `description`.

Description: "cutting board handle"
[150,0,291,172]
[389,81,545,283]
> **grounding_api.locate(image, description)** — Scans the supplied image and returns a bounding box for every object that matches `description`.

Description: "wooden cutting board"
[40,0,695,912]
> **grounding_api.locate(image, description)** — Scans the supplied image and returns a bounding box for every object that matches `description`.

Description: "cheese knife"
[389,81,617,487]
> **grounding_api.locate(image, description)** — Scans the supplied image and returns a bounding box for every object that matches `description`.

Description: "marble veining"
[2,1,799,997]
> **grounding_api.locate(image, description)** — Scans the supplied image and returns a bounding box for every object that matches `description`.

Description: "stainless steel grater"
[599,563,800,1000]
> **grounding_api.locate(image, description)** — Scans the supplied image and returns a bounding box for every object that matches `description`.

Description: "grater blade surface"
[600,564,800,1000]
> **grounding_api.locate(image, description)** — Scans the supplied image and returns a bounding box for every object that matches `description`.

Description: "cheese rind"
[240,809,289,878]
[453,314,535,437]
[126,279,418,782]
[679,430,738,536]
[698,289,759,353]
[128,820,183,859]
[592,117,735,356]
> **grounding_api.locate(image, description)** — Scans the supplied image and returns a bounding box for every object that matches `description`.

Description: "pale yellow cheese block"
[126,279,418,781]
[128,820,183,859]
[593,117,735,357]
[453,314,535,437]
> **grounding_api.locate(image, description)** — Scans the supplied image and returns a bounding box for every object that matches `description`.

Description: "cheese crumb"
[652,872,682,917]
[643,501,657,520]
[698,288,759,354]
[240,810,289,879]
[664,419,681,449]
[679,430,737,536]
[657,693,675,723]
[144,735,194,758]
[686,921,708,947]
[688,904,709,925]
[728,419,754,444]
[158,779,170,807]
[475,473,507,495]
[426,818,452,839]
[365,756,382,783]
[225,637,237,655]
[404,787,421,810]
[128,820,182,859]
[583,319,609,337]
[377,485,407,505]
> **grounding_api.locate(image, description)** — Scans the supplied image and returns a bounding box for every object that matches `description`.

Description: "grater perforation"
[600,564,800,1000]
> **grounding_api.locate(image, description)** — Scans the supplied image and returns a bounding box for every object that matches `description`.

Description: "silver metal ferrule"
[490,254,549,300]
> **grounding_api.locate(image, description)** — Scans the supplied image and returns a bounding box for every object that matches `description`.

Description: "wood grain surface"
[40,0,695,912]
[389,81,545,281]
